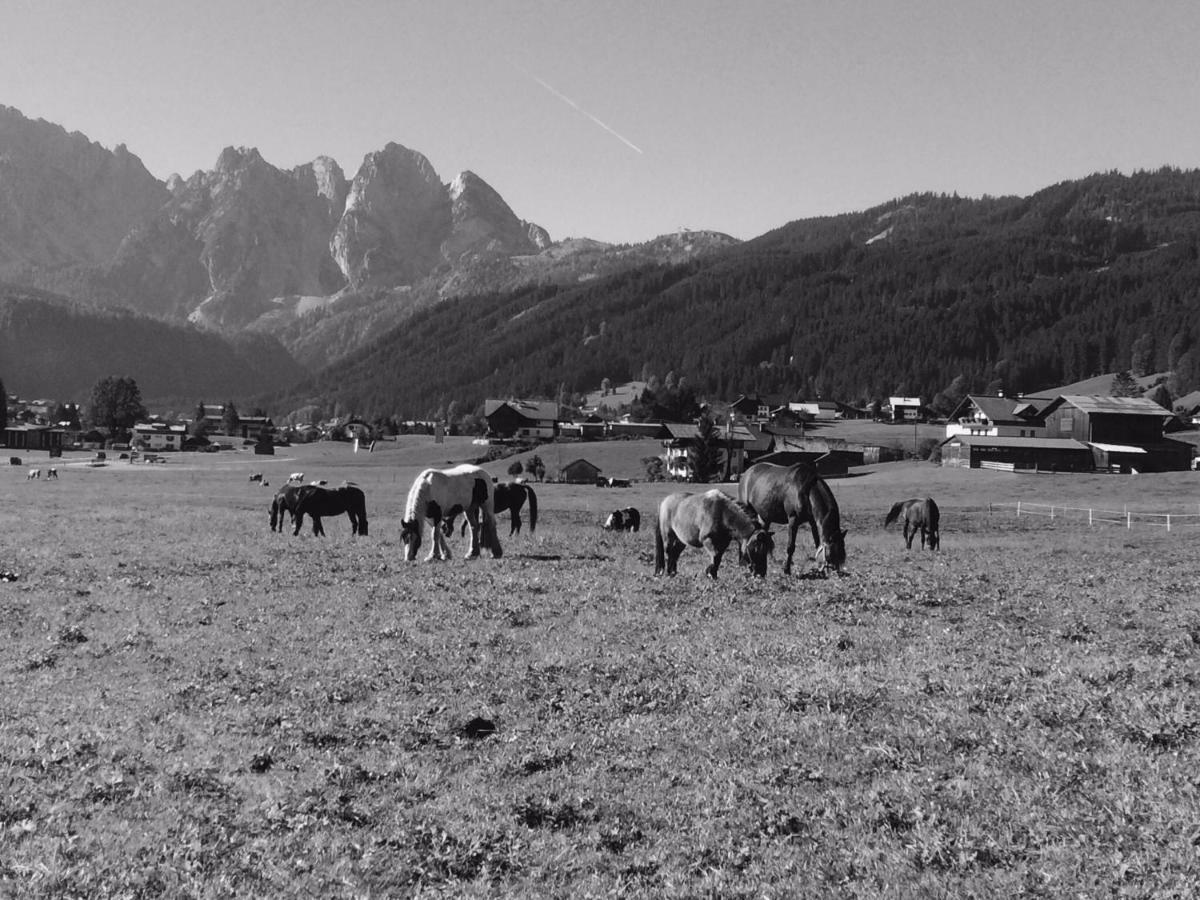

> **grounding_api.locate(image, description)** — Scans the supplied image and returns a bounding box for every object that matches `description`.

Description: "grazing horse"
[46,467,58,479]
[290,484,368,536]
[738,461,847,575]
[269,485,305,532]
[26,467,41,481]
[401,464,503,561]
[654,489,773,579]
[443,481,538,538]
[603,507,641,532]
[247,472,263,483]
[885,497,940,550]
[287,472,305,483]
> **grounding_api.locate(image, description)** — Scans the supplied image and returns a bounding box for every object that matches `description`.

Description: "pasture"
[2,439,1199,897]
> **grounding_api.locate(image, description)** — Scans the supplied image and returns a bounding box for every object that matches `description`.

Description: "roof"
[941,435,1091,451]
[954,394,1040,424]
[1088,442,1147,454]
[561,458,601,471]
[1053,395,1173,417]
[889,396,922,406]
[662,422,771,449]
[484,398,560,421]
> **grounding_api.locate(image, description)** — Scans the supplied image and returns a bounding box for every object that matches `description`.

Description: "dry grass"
[2,441,1199,897]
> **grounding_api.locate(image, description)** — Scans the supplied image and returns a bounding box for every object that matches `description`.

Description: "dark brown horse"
[885,497,940,550]
[654,489,773,579]
[738,461,847,575]
[443,481,538,538]
[269,485,304,532]
[290,484,369,536]
[603,507,641,532]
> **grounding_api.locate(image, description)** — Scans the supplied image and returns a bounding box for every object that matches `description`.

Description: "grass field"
[3,438,1199,897]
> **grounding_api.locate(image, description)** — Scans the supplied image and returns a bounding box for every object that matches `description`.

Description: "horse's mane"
[403,470,432,523]
[730,498,760,527]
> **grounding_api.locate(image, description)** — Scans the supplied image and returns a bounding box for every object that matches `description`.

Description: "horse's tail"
[269,496,279,531]
[654,519,666,575]
[885,501,906,527]
[926,498,939,530]
[525,486,538,534]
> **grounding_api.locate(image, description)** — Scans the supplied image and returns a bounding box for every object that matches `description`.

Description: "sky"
[4,0,1200,244]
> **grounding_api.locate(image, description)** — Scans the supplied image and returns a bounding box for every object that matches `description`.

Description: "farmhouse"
[788,399,839,421]
[888,396,924,422]
[485,399,559,441]
[131,422,187,451]
[728,394,787,424]
[945,394,1044,439]
[662,422,771,480]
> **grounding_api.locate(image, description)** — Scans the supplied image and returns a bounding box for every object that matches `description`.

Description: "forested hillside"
[272,168,1200,422]
[0,285,306,405]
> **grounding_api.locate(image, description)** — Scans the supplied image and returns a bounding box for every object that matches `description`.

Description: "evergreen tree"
[1111,370,1141,398]
[222,401,240,436]
[688,413,724,483]
[0,374,7,434]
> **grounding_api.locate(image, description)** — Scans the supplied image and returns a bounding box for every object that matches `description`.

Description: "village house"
[131,422,187,452]
[888,396,924,422]
[788,399,839,421]
[661,421,772,480]
[944,394,1044,439]
[559,458,602,484]
[484,399,559,441]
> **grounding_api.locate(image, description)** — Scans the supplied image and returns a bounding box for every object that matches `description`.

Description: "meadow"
[2,437,1199,898]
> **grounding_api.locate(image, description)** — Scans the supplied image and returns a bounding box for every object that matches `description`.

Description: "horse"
[443,481,538,538]
[26,467,41,481]
[46,467,58,479]
[885,497,940,550]
[603,507,641,532]
[247,472,263,483]
[269,485,305,532]
[287,472,305,483]
[654,489,774,579]
[291,484,368,536]
[738,461,847,575]
[401,464,503,561]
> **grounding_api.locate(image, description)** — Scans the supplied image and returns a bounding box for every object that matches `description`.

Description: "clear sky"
[4,0,1199,244]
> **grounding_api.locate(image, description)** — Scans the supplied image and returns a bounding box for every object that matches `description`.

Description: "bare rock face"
[110,147,350,327]
[331,143,451,288]
[443,170,548,261]
[0,105,167,272]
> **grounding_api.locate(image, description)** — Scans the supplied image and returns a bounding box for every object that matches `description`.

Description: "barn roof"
[1049,395,1173,417]
[940,434,1090,450]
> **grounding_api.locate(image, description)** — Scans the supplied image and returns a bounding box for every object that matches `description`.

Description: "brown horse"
[291,484,369,536]
[738,461,847,575]
[654,489,773,579]
[885,497,940,550]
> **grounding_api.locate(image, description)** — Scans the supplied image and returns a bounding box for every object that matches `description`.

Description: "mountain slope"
[270,169,1200,421]
[0,284,306,404]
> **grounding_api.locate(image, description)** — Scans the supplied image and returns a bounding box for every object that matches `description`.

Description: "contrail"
[512,61,644,155]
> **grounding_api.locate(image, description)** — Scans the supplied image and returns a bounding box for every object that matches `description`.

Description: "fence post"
[1050,505,1055,519]
[1127,511,1131,529]
[1089,508,1093,527]
[1167,515,1171,532]
[1016,501,1021,518]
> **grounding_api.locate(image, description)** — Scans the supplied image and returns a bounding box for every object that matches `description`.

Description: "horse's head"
[400,519,422,560]
[744,529,774,577]
[603,511,621,531]
[814,528,848,575]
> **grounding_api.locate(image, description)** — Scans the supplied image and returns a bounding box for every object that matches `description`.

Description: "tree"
[507,459,524,477]
[1130,333,1156,377]
[0,374,7,433]
[1111,370,1141,398]
[222,401,240,436]
[642,456,666,482]
[688,413,724,483]
[1147,383,1173,411]
[86,376,147,435]
[525,454,545,482]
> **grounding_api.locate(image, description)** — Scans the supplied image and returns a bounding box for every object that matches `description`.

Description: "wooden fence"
[989,501,1200,531]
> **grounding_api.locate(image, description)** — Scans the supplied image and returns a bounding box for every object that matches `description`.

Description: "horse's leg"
[665,532,684,576]
[783,516,800,574]
[426,521,444,561]
[904,522,914,549]
[510,508,520,536]
[465,508,482,559]
[312,515,324,537]
[293,511,303,536]
[703,535,728,580]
